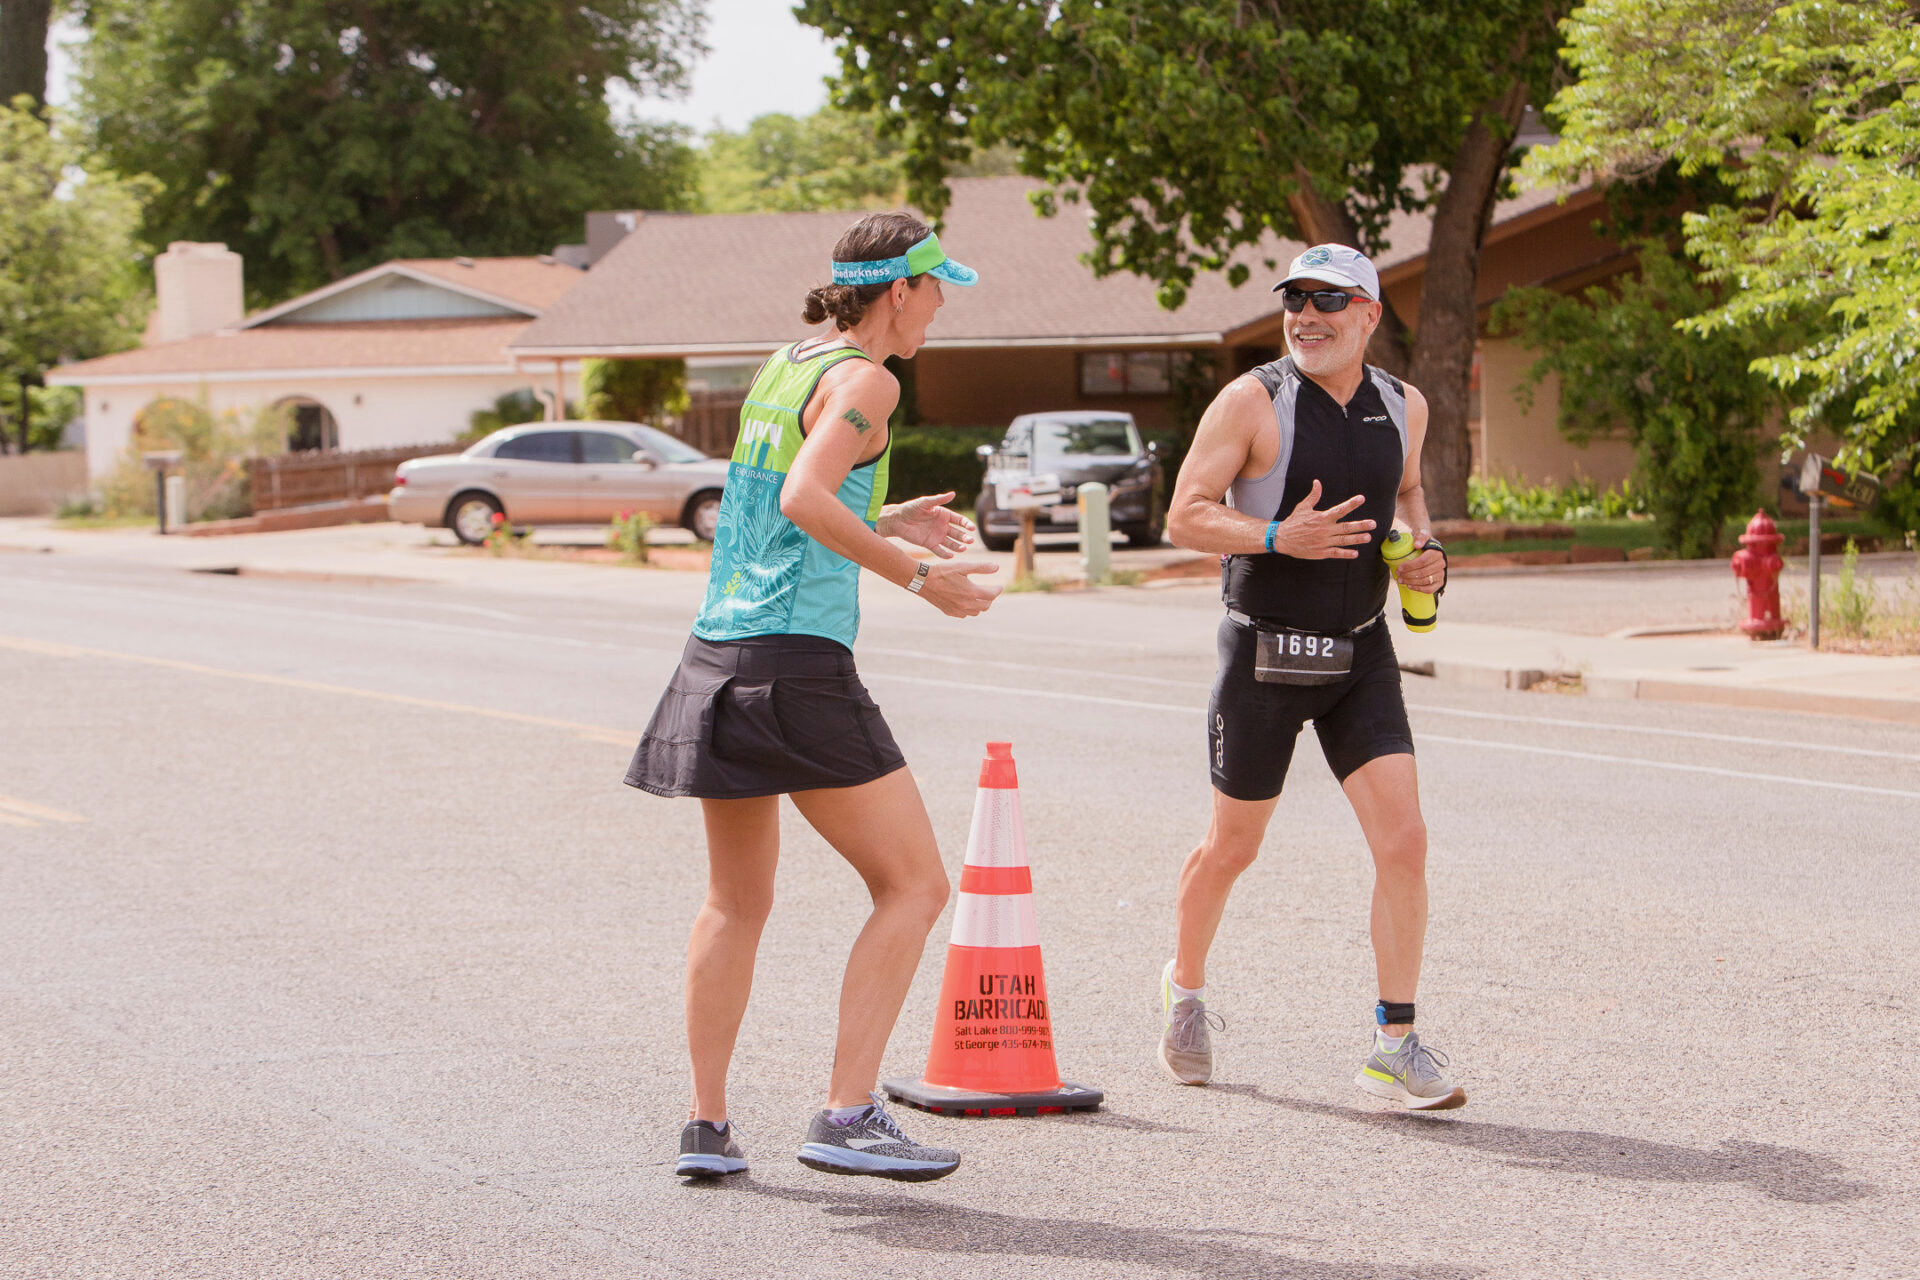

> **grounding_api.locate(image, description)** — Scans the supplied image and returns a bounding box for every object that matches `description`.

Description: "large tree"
[796,0,1568,517]
[699,106,904,213]
[75,0,707,305]
[1526,0,1920,486]
[0,102,151,453]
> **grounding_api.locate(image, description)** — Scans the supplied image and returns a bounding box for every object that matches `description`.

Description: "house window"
[1078,350,1192,396]
[275,397,339,452]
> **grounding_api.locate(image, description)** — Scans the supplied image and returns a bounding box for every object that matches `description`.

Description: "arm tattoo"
[841,407,876,435]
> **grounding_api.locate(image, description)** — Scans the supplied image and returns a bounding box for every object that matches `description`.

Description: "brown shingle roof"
[510,176,1568,357]
[50,318,530,384]
[387,257,583,311]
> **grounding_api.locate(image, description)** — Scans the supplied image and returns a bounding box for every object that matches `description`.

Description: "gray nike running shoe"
[675,1119,747,1177]
[1158,959,1223,1085]
[1355,1030,1467,1110]
[797,1092,961,1182]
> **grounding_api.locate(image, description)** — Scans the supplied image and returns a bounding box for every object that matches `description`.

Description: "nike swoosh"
[845,1136,897,1150]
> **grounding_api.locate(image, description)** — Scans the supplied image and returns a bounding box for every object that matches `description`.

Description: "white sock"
[824,1104,870,1125]
[1374,1029,1407,1053]
[1170,977,1206,1004]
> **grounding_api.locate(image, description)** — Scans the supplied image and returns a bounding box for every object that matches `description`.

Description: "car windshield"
[1033,419,1139,458]
[630,424,707,464]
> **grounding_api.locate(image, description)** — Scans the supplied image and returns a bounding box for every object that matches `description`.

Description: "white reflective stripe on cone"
[950,891,1040,948]
[963,787,1028,870]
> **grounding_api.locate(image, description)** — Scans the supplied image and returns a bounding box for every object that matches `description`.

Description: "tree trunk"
[0,0,53,112]
[1288,178,1412,379]
[1406,78,1530,519]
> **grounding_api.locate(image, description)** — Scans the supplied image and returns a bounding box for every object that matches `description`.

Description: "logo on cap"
[1300,247,1333,267]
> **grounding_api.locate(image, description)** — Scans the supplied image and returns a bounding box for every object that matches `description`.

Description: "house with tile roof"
[511,176,1639,486]
[49,243,586,479]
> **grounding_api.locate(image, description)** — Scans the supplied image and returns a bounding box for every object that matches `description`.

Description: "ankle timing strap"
[1375,1001,1415,1027]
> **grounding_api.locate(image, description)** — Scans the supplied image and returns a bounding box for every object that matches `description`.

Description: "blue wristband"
[1263,520,1279,554]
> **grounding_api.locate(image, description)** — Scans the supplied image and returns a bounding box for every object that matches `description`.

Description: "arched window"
[274,397,339,453]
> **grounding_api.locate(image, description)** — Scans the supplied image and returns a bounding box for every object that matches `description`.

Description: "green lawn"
[1444,516,1885,560]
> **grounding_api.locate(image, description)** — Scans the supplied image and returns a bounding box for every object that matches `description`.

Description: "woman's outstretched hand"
[881,491,976,558]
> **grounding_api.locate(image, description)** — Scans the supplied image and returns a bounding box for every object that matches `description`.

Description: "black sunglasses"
[1280,287,1365,314]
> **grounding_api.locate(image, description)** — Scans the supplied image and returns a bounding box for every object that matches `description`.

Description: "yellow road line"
[0,796,85,823]
[0,634,636,744]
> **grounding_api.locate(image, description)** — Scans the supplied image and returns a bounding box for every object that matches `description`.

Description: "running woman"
[627,213,1002,1180]
[1157,244,1464,1110]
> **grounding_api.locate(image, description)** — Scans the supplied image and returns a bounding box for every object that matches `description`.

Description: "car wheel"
[447,491,503,546]
[682,489,722,543]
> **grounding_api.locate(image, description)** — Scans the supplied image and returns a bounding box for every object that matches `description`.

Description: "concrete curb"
[1404,656,1920,725]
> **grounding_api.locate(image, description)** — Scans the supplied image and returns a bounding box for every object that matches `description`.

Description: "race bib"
[1254,628,1352,686]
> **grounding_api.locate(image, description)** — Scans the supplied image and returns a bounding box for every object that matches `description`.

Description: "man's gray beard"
[1286,331,1366,376]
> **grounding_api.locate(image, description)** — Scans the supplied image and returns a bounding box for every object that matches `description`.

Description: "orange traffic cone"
[884,742,1103,1117]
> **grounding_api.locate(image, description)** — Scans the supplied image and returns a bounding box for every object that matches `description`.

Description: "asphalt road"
[4,551,1918,1278]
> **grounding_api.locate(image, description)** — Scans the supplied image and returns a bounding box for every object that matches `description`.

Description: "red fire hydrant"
[1731,511,1785,639]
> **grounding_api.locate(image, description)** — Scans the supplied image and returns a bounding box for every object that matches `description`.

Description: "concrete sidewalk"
[5,516,1918,725]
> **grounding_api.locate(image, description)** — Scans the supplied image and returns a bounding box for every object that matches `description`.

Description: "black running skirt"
[625,633,907,800]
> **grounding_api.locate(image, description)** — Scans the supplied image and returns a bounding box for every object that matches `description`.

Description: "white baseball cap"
[1273,243,1380,301]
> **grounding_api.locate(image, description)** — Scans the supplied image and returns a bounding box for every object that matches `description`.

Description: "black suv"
[973,411,1165,551]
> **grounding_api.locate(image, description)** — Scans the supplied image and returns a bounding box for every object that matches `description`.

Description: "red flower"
[490,512,504,525]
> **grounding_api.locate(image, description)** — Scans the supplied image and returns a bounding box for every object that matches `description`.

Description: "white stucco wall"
[72,367,583,479]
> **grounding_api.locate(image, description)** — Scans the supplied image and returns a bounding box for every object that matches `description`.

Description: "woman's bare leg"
[686,795,782,1122]
[789,768,950,1108]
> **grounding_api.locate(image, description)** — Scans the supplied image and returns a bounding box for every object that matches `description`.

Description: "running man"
[1157,243,1463,1110]
[627,212,1002,1180]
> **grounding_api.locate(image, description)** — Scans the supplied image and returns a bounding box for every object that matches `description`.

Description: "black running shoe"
[676,1119,747,1177]
[797,1092,960,1183]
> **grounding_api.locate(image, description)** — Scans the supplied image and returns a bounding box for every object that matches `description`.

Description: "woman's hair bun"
[801,211,935,331]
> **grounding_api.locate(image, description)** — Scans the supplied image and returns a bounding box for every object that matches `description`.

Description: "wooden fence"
[674,390,749,457]
[247,443,459,511]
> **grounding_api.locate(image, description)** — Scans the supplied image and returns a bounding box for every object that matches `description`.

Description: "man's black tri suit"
[1223,357,1409,631]
[1209,357,1416,801]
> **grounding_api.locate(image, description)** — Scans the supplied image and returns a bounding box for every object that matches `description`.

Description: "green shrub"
[95,397,286,521]
[1468,475,1647,523]
[582,358,688,423]
[886,425,1004,507]
[607,509,656,564]
[1875,461,1920,542]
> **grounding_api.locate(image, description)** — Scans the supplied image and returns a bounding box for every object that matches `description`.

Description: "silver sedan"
[389,421,730,545]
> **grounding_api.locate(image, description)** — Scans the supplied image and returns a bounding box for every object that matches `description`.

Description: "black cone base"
[882,1076,1103,1117]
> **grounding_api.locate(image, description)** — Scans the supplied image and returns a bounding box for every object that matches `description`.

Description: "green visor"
[831,232,979,287]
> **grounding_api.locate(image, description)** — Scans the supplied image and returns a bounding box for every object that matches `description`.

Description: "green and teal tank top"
[693,340,890,649]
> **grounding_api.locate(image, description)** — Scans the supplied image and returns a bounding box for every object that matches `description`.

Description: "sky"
[46,1,845,135]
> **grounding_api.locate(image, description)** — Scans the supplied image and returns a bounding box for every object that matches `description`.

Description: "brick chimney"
[153,242,245,343]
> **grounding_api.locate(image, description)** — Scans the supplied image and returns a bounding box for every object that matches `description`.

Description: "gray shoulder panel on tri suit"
[1228,358,1301,521]
[1368,366,1409,462]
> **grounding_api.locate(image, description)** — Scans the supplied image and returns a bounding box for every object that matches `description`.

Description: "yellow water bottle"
[1381,529,1438,632]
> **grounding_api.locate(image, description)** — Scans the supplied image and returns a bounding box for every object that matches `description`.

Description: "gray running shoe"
[1158,959,1223,1085]
[797,1091,961,1182]
[1355,1030,1467,1110]
[675,1119,747,1177]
